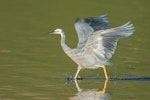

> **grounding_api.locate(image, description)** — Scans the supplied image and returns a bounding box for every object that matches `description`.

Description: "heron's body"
[65,48,101,69]
[63,33,106,69]
[49,14,134,79]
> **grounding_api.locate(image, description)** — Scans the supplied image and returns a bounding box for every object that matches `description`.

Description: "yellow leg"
[99,79,108,93]
[101,65,109,80]
[74,66,81,79]
[74,79,82,92]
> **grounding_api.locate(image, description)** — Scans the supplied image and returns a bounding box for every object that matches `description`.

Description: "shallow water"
[0,74,149,100]
[68,78,150,100]
[0,0,150,100]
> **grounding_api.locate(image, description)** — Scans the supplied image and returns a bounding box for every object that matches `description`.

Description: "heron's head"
[49,28,64,35]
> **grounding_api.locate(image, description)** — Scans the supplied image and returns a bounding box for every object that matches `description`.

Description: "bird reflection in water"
[69,80,111,100]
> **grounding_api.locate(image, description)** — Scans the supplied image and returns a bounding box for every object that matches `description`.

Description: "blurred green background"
[0,0,149,100]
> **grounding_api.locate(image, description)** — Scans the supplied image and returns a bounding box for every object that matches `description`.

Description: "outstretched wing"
[83,14,110,31]
[75,14,110,49]
[81,22,134,65]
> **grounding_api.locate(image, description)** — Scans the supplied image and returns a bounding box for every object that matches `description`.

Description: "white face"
[54,28,63,34]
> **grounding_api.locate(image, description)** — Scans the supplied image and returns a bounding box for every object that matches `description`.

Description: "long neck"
[60,32,71,51]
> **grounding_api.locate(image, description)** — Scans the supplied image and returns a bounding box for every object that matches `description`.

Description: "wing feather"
[83,14,110,31]
[81,22,134,65]
[75,18,94,49]
[75,14,110,49]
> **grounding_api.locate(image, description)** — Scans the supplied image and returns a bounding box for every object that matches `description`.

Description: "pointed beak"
[48,31,54,34]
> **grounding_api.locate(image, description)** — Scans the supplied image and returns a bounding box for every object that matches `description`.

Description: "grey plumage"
[75,14,110,49]
[49,14,134,79]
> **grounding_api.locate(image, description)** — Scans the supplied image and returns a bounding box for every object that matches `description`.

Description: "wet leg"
[101,65,109,80]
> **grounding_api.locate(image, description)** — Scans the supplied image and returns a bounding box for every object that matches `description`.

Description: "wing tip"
[75,18,81,23]
[122,21,135,33]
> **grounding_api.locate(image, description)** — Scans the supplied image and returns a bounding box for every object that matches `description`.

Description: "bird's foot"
[99,89,105,94]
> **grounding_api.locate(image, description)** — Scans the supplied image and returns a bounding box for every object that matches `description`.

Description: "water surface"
[0,0,149,100]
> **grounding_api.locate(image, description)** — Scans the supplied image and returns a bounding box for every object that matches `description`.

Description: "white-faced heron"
[48,14,134,80]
